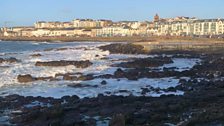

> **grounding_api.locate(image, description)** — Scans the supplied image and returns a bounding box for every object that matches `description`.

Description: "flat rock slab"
[35,60,93,68]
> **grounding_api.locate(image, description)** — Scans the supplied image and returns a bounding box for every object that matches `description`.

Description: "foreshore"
[1,36,224,43]
[1,43,224,125]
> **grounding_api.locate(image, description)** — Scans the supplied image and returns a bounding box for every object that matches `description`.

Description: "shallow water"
[0,41,199,98]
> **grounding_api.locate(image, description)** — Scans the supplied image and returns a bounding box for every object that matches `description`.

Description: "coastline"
[1,40,224,125]
[1,36,224,43]
[1,43,224,125]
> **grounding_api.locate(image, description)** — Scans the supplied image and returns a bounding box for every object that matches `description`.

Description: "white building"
[32,29,51,37]
[72,19,112,28]
[155,19,224,36]
[34,22,73,29]
[95,26,132,37]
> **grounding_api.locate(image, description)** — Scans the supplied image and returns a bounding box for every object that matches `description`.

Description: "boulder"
[101,80,107,85]
[17,74,35,83]
[114,68,125,78]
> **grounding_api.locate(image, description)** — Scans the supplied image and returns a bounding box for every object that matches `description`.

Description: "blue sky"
[0,0,224,27]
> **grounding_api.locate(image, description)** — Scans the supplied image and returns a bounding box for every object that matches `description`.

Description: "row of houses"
[1,27,143,37]
[1,17,224,38]
[34,19,113,29]
[1,27,93,37]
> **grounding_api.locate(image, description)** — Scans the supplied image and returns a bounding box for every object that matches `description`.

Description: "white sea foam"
[0,42,199,98]
[31,43,40,45]
[161,58,200,71]
[0,77,183,98]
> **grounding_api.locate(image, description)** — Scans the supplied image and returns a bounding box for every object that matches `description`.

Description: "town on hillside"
[1,14,224,38]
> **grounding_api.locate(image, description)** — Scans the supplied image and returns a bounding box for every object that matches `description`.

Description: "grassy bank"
[1,36,224,43]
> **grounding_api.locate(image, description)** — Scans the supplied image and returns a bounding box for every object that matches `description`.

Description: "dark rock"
[56,48,69,51]
[114,68,125,78]
[63,74,77,81]
[30,54,42,57]
[17,74,54,83]
[44,48,54,51]
[0,57,19,63]
[109,114,125,126]
[165,87,177,92]
[68,83,98,88]
[101,80,107,85]
[125,70,139,80]
[35,60,93,68]
[141,88,150,95]
[36,76,54,81]
[96,74,113,79]
[118,90,129,93]
[114,57,173,68]
[17,74,35,83]
[77,74,94,81]
[99,43,146,54]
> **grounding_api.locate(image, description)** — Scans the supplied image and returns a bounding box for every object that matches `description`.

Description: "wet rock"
[35,60,93,68]
[141,88,150,95]
[179,79,187,84]
[99,43,146,54]
[63,74,78,81]
[114,57,173,68]
[0,57,19,63]
[77,74,94,81]
[96,74,113,79]
[17,74,54,83]
[68,83,98,88]
[56,48,69,51]
[114,68,125,78]
[109,114,125,126]
[101,80,107,85]
[125,70,139,80]
[30,54,42,57]
[17,74,35,83]
[118,90,130,93]
[46,107,64,119]
[165,87,177,92]
[44,48,54,51]
[163,67,177,71]
[112,68,165,80]
[56,73,94,81]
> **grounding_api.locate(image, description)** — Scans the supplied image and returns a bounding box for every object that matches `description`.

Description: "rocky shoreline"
[1,43,224,126]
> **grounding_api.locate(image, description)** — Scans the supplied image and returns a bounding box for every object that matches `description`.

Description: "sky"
[0,0,224,27]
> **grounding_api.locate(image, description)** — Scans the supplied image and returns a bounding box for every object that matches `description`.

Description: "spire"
[154,13,160,22]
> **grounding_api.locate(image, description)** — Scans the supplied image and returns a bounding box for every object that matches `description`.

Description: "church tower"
[154,14,160,22]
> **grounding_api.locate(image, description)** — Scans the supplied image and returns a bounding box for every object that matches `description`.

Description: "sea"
[0,41,200,98]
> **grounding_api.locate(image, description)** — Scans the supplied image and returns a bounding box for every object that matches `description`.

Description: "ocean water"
[0,41,200,98]
[0,41,103,53]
